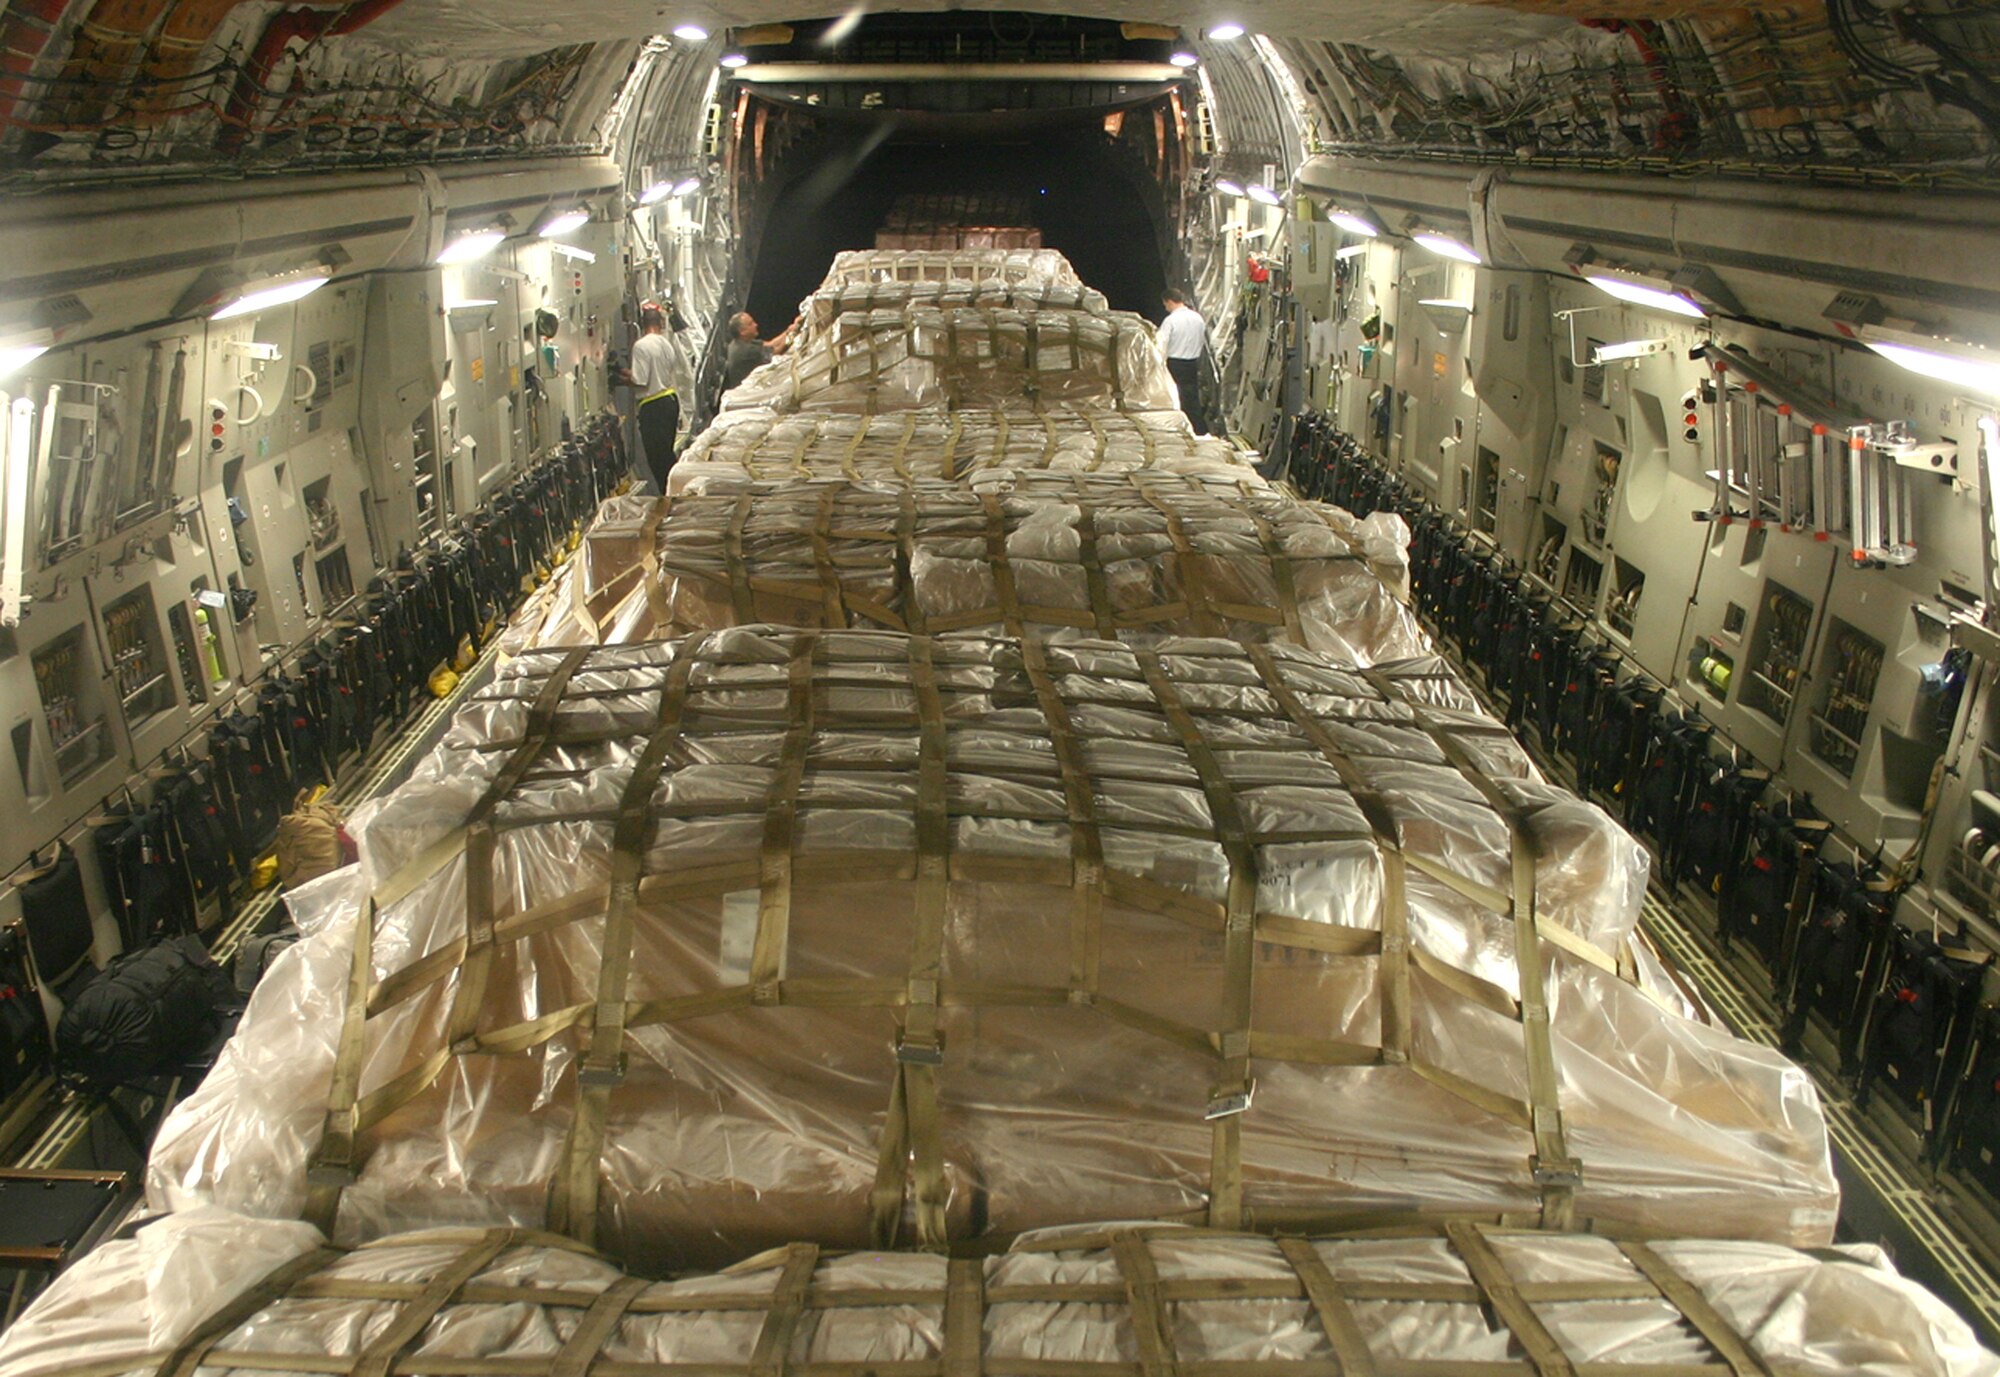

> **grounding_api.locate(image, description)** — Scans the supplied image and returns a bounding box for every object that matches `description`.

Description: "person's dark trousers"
[638,390,681,490]
[1166,356,1206,435]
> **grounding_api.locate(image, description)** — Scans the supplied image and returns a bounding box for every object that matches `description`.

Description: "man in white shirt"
[1158,286,1208,435]
[625,301,683,490]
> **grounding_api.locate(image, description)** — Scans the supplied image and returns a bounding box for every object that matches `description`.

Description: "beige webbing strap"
[1276,1237,1378,1376]
[809,486,850,628]
[1019,637,1105,1004]
[1084,411,1108,465]
[447,647,592,1053]
[1023,317,1041,403]
[637,495,679,636]
[751,637,819,995]
[1445,1223,1576,1377]
[896,487,927,635]
[1363,668,1581,1228]
[1110,1231,1180,1377]
[940,412,964,480]
[1136,651,1256,1229]
[896,635,953,1244]
[552,1274,652,1377]
[749,1244,822,1377]
[725,491,757,622]
[350,1230,520,1377]
[303,890,379,1231]
[551,641,700,1245]
[840,416,869,482]
[1073,506,1118,639]
[1137,489,1224,637]
[1618,1241,1774,1377]
[1107,315,1125,408]
[1247,646,1408,1064]
[977,492,1025,636]
[944,1257,986,1377]
[153,1246,345,1377]
[1227,499,1306,645]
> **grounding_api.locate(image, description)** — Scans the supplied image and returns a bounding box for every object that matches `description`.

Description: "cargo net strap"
[571,478,1382,648]
[98,1222,1789,1377]
[677,407,1250,487]
[304,631,1619,1247]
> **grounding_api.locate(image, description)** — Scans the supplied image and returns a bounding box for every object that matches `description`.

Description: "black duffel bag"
[55,935,234,1084]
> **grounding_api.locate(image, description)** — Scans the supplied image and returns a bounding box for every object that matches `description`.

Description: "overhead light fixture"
[1592,338,1671,363]
[1169,50,1198,67]
[553,243,597,264]
[1246,184,1281,206]
[536,206,591,239]
[672,23,709,40]
[212,265,333,320]
[1327,207,1379,237]
[1865,338,2000,398]
[1412,230,1480,264]
[445,298,499,310]
[437,223,509,265]
[719,51,748,67]
[0,335,50,380]
[1335,243,1368,260]
[638,181,674,206]
[671,176,702,197]
[1585,271,1706,320]
[1207,22,1245,39]
[1214,178,1245,197]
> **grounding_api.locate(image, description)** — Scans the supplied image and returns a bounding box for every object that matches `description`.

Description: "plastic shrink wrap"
[720,308,1177,415]
[149,629,1835,1273]
[667,409,1258,494]
[510,480,1423,661]
[4,1211,1993,1377]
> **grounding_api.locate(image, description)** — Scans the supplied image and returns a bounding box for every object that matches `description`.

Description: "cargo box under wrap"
[667,408,1257,494]
[817,247,1083,290]
[507,479,1424,665]
[720,307,1178,415]
[147,630,1835,1273]
[6,1213,1990,1377]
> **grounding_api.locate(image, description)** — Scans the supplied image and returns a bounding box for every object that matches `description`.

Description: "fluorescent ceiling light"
[672,23,708,39]
[1335,243,1368,260]
[1327,208,1378,237]
[553,243,597,264]
[1586,272,1705,319]
[212,268,331,320]
[1418,299,1473,310]
[719,51,748,67]
[1169,50,1198,67]
[537,207,590,239]
[638,181,674,205]
[1866,340,2000,398]
[1593,338,1670,363]
[671,176,702,196]
[1247,183,1281,205]
[1207,22,1244,39]
[445,298,499,310]
[0,343,48,379]
[437,228,506,265]
[1214,178,1244,197]
[1412,231,1479,264]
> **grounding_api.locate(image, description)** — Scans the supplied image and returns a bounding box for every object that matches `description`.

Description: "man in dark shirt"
[721,311,797,392]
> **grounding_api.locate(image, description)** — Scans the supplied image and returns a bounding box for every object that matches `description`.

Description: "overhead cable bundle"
[151,628,1834,1274]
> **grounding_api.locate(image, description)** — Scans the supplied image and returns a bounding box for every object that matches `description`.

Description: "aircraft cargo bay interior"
[1,0,1999,1370]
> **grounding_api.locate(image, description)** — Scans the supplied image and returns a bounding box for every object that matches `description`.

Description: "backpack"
[55,935,234,1084]
[275,793,348,889]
